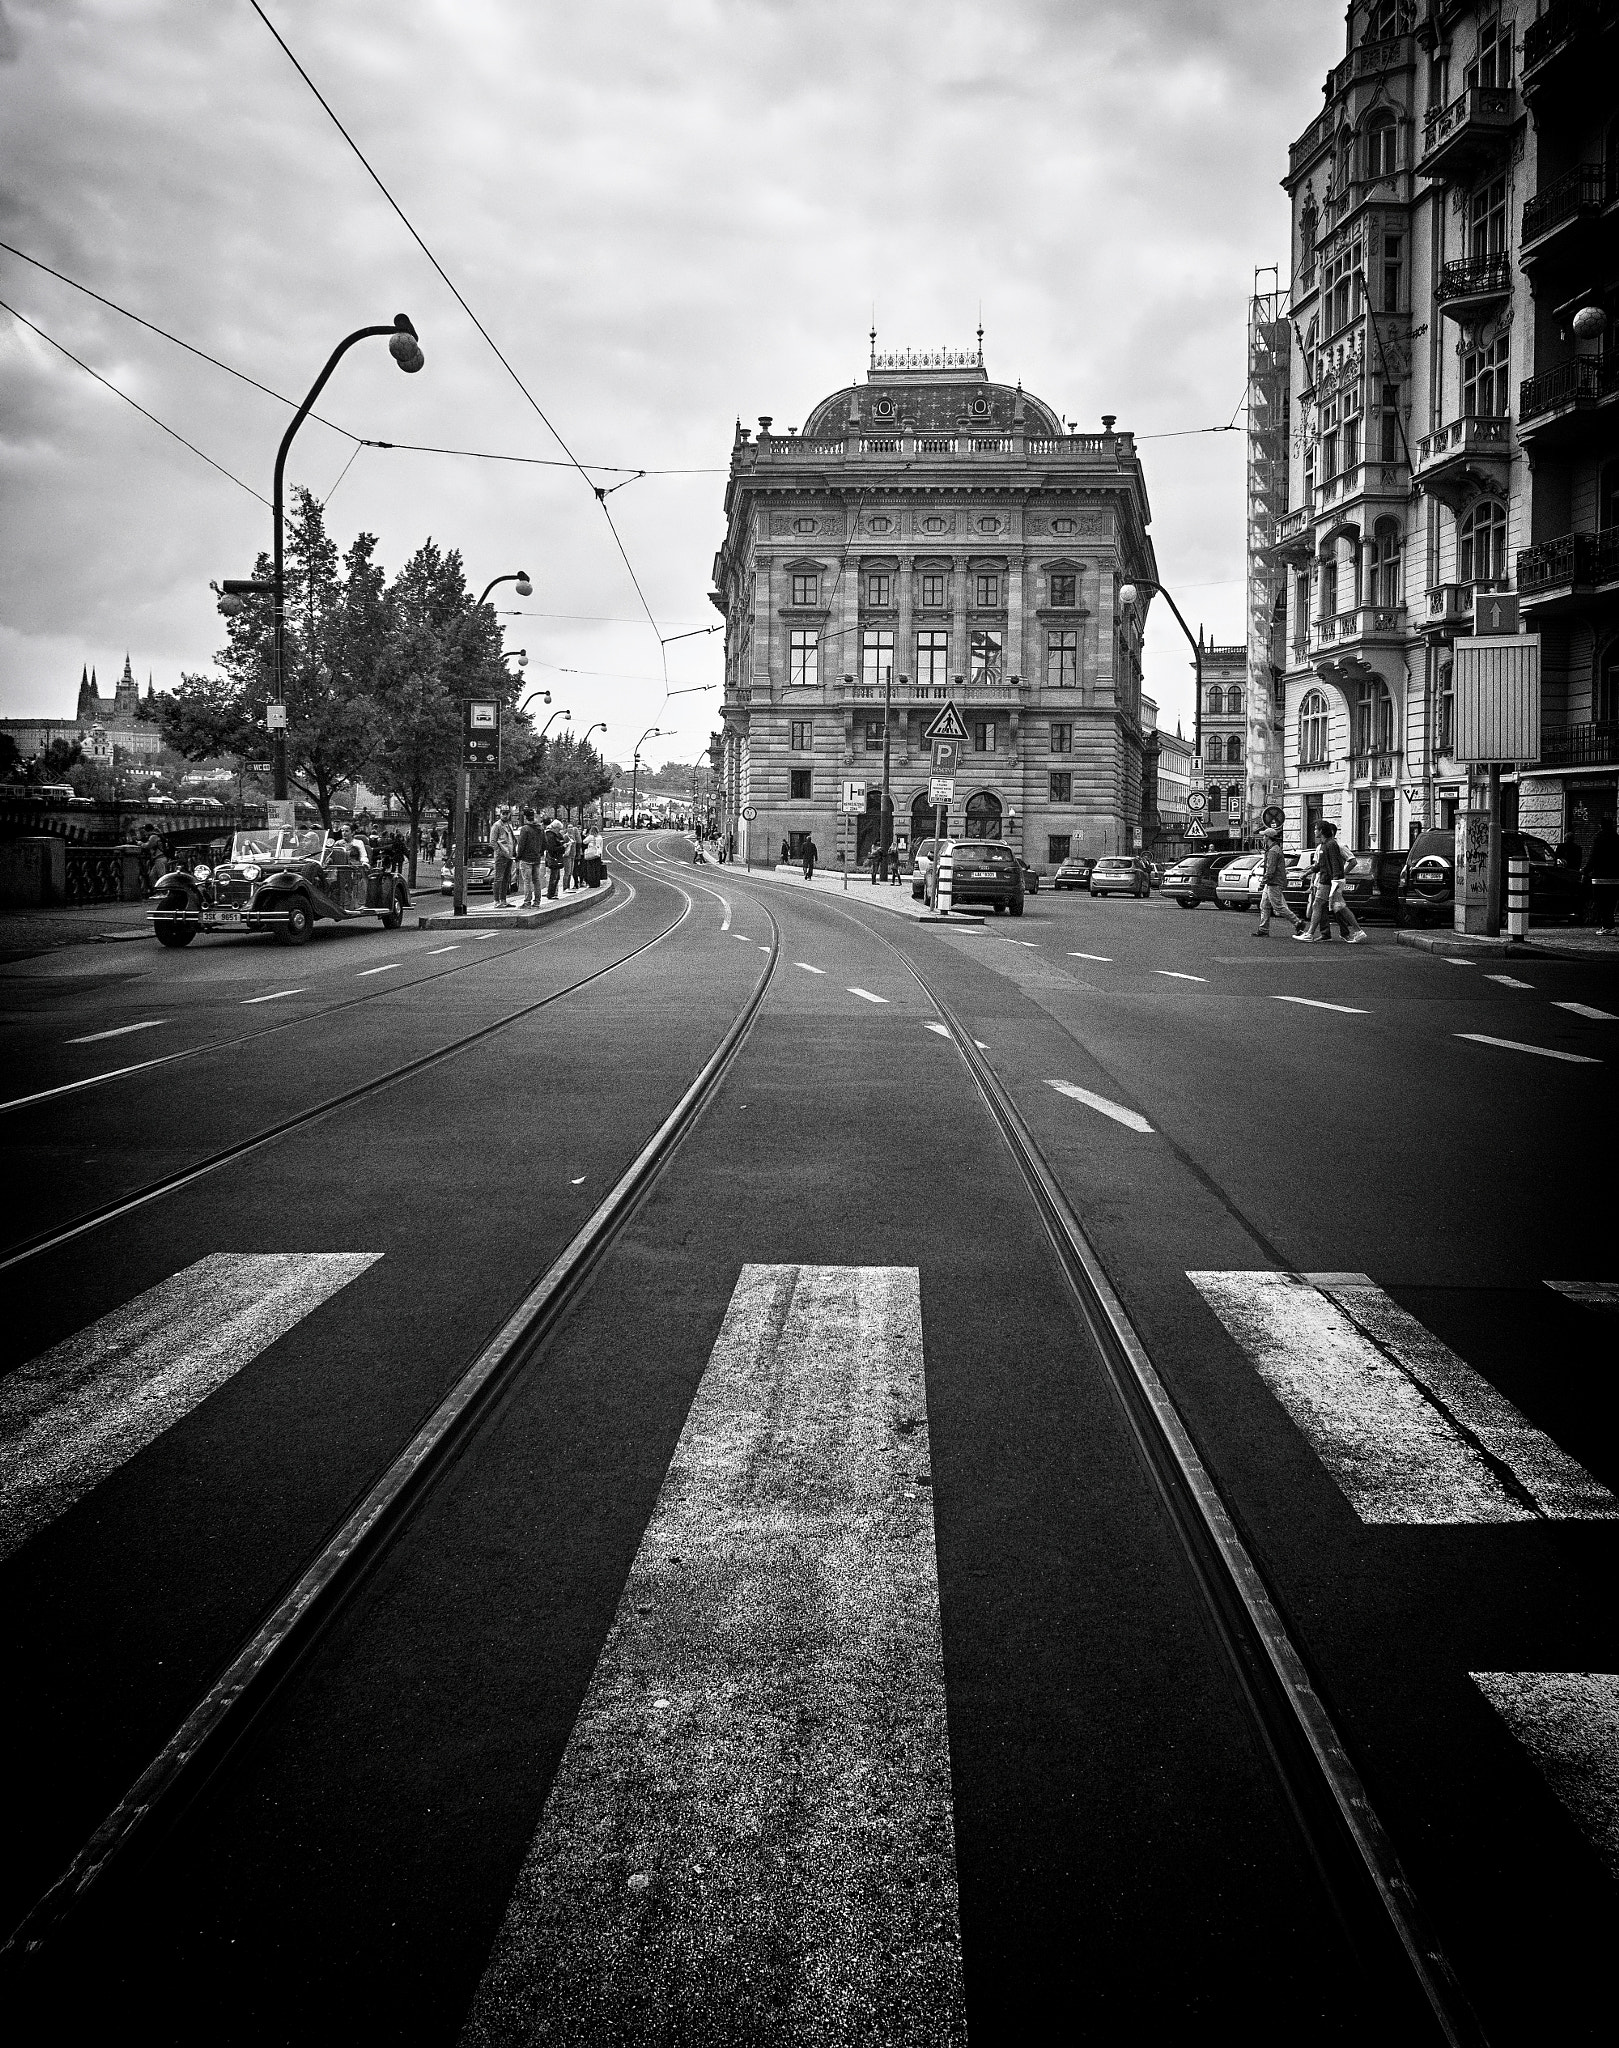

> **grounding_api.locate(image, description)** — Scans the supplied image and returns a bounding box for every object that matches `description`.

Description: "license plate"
[212,910,245,927]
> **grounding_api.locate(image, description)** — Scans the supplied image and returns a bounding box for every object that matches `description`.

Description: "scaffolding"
[1245,266,1290,831]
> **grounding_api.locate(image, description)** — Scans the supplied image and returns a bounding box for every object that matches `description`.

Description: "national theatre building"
[710,343,1159,872]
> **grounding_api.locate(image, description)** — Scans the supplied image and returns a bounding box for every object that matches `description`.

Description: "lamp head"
[1572,304,1608,340]
[1119,583,1139,609]
[389,316,425,373]
[514,573,533,597]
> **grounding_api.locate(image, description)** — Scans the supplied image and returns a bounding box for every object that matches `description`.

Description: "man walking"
[491,806,516,908]
[1584,813,1619,933]
[802,834,818,882]
[1255,828,1305,937]
[1296,819,1365,942]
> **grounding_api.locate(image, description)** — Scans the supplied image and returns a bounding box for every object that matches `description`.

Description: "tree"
[0,733,21,782]
[37,737,84,782]
[534,730,613,821]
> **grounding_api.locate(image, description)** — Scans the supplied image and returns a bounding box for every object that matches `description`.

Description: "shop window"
[1050,771,1072,802]
[790,769,812,800]
[790,572,819,606]
[1048,834,1072,863]
[788,629,819,687]
[1050,571,1077,607]
[1050,721,1072,754]
[790,720,812,750]
[1046,631,1079,687]
[973,720,998,753]
[916,629,949,688]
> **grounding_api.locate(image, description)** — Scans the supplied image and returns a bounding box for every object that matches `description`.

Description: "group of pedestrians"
[490,806,605,907]
[1250,819,1366,942]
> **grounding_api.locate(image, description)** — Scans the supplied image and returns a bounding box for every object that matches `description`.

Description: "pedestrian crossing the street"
[1187,1270,1618,1526]
[0,1252,381,1564]
[463,1264,967,2046]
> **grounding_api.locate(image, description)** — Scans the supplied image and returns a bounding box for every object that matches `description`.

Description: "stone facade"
[711,349,1158,872]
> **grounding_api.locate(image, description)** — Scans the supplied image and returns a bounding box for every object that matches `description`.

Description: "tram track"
[638,843,1482,2045]
[2,865,780,1970]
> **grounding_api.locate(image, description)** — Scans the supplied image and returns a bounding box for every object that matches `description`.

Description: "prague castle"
[1,655,163,763]
[711,340,1158,871]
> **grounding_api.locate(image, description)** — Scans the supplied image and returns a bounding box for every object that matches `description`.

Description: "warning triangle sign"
[922,699,969,742]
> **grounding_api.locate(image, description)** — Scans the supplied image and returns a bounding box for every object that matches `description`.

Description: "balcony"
[1347,748,1403,784]
[1417,85,1518,183]
[1541,721,1619,768]
[1269,503,1316,565]
[1518,355,1619,451]
[1413,414,1513,510]
[1523,0,1619,102]
[1435,252,1513,322]
[1423,580,1510,636]
[1521,162,1608,261]
[1518,529,1619,612]
[1315,604,1406,648]
[1312,461,1409,519]
[1288,107,1333,180]
[1325,35,1415,100]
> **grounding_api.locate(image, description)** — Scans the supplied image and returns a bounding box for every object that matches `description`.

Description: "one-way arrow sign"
[922,699,970,743]
[1473,592,1519,637]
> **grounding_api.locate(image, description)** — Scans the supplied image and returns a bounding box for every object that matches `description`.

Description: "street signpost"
[1186,792,1207,814]
[741,802,756,871]
[1191,755,1204,776]
[1186,821,1208,843]
[454,699,503,918]
[1260,804,1286,831]
[841,781,867,811]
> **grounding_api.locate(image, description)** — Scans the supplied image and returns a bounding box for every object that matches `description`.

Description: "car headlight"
[240,864,261,881]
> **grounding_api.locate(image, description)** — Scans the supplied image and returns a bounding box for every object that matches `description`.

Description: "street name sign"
[923,700,970,744]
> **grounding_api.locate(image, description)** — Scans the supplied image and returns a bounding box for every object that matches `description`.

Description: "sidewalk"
[0,898,154,963]
[417,877,614,929]
[1396,925,1619,963]
[716,860,984,924]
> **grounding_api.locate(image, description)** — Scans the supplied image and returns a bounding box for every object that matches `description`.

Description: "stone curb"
[416,876,614,930]
[1394,925,1617,962]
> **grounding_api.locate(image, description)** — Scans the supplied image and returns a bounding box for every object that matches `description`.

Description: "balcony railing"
[1522,162,1608,246]
[1425,580,1509,626]
[1541,721,1619,768]
[1419,85,1517,178]
[1416,414,1512,466]
[1523,0,1617,85]
[1315,604,1406,645]
[1519,355,1613,423]
[1326,36,1415,98]
[1347,748,1403,782]
[1288,108,1333,178]
[1518,529,1619,594]
[1435,252,1513,311]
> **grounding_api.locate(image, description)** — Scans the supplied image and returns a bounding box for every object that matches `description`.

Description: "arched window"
[1227,686,1242,715]
[1207,685,1224,716]
[912,789,947,840]
[1365,111,1398,180]
[1372,519,1402,608]
[1226,734,1244,765]
[963,790,1003,840]
[1458,500,1507,584]
[1206,781,1224,808]
[1299,689,1330,767]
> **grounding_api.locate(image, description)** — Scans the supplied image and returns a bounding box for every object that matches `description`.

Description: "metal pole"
[880,662,893,880]
[453,742,469,916]
[1486,763,1503,935]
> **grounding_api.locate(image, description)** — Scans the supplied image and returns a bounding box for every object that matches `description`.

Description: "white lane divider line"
[470,931,500,938]
[1486,975,1535,989]
[848,987,888,1004]
[65,1020,169,1044]
[0,1252,381,1566]
[796,963,826,975]
[1457,1033,1601,1064]
[357,964,401,977]
[1155,970,1206,982]
[1554,1002,1617,1022]
[1442,956,1476,967]
[241,988,309,1003]
[1271,995,1369,1015]
[428,946,460,956]
[1545,1280,1619,1309]
[1470,1672,1619,1881]
[923,1022,951,1038]
[973,1039,989,1050]
[1046,1079,1153,1133]
[1069,952,1112,962]
[463,1265,967,2044]
[758,944,770,952]
[1187,1270,1617,1525]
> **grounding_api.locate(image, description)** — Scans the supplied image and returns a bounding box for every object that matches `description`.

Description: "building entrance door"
[1378,794,1395,850]
[911,791,947,845]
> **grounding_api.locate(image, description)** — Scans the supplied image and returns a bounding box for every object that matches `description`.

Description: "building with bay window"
[710,343,1158,872]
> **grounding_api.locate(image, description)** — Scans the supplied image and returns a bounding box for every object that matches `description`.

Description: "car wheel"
[155,921,196,948]
[1008,894,1024,917]
[282,896,314,945]
[992,901,1005,914]
[381,891,404,930]
[1179,900,1197,910]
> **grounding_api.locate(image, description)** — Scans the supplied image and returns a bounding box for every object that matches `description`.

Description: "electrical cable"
[0,295,271,507]
[246,0,671,687]
[358,436,724,477]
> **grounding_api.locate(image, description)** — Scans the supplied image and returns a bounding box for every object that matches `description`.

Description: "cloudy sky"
[0,0,1342,769]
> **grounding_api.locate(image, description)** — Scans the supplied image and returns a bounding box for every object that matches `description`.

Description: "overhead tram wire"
[0,297,270,507]
[245,0,672,688]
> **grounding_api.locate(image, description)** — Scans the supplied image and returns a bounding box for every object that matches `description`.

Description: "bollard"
[1506,854,1529,941]
[936,847,953,915]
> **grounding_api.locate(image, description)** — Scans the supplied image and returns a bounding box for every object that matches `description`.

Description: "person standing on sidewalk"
[543,812,567,900]
[1583,814,1619,933]
[491,807,516,908]
[803,834,818,881]
[1255,829,1305,937]
[515,807,543,907]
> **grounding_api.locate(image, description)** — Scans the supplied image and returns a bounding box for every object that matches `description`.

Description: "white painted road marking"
[428,946,460,955]
[0,1253,381,1564]
[1442,957,1475,967]
[357,963,400,977]
[923,1022,951,1038]
[1069,952,1112,962]
[973,1039,989,1050]
[463,1265,966,2044]
[1457,1033,1601,1064]
[1471,1672,1619,1880]
[1271,996,1369,1015]
[796,962,826,975]
[1187,1270,1617,1525]
[1554,1002,1617,1022]
[1046,1079,1154,1133]
[1156,970,1206,982]
[847,986,888,1004]
[65,1020,168,1044]
[241,988,308,1003]
[1546,1281,1619,1309]
[1486,975,1535,989]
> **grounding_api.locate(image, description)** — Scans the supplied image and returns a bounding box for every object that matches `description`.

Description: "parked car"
[1089,854,1153,898]
[1338,848,1408,922]
[149,825,411,946]
[1013,855,1040,894]
[910,837,941,900]
[1214,851,1266,910]
[925,839,1024,915]
[1144,861,1165,888]
[1052,855,1096,892]
[440,842,495,894]
[1163,851,1242,907]
[1396,828,1582,925]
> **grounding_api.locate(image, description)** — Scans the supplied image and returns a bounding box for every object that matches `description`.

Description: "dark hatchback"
[929,839,1024,915]
[1338,848,1409,922]
[1163,851,1243,908]
[1396,828,1583,925]
[1053,855,1095,891]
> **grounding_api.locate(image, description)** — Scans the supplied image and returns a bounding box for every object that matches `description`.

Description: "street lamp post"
[1120,580,1204,848]
[579,722,607,828]
[630,726,667,833]
[217,316,423,809]
[450,573,531,917]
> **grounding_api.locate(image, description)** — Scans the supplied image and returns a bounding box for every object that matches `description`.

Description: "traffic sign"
[1191,755,1204,776]
[841,780,867,813]
[923,699,969,743]
[929,776,954,804]
[931,738,962,775]
[465,697,501,768]
[265,702,287,732]
[1186,792,1207,814]
[1227,796,1243,816]
[1186,821,1209,842]
[1260,804,1285,830]
[1472,591,1519,637]
[741,804,757,821]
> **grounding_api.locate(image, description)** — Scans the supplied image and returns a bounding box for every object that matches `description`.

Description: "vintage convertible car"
[149,826,411,947]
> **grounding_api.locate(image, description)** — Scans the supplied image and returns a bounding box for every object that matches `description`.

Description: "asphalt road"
[4,833,1615,2042]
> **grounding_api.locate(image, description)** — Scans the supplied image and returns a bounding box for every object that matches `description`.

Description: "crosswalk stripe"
[923,1021,951,1037]
[1046,1079,1154,1133]
[1546,1281,1619,1309]
[1553,1002,1617,1022]
[1457,1033,1601,1063]
[1187,1271,1617,1525]
[463,1265,966,2044]
[1486,975,1535,989]
[1470,1672,1619,1880]
[0,1253,381,1565]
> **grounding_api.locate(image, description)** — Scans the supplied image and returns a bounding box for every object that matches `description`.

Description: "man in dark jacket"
[802,835,818,881]
[1255,829,1305,936]
[543,814,567,900]
[515,808,543,906]
[1585,815,1619,934]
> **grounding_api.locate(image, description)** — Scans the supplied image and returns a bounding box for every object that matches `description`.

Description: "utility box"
[1454,806,1491,935]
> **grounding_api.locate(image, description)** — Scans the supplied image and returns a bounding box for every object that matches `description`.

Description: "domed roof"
[801,362,1063,441]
